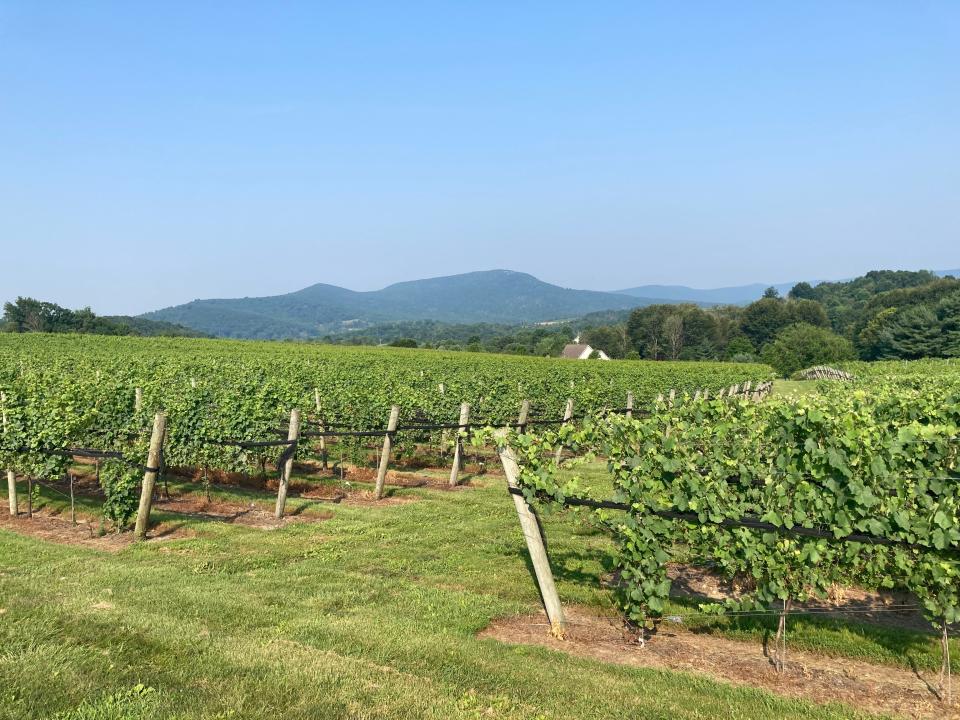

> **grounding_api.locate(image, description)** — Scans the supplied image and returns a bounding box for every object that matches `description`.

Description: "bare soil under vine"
[0,508,193,550]
[480,606,956,720]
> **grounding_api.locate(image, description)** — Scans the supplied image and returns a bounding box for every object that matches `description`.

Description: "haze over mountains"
[142,268,959,340]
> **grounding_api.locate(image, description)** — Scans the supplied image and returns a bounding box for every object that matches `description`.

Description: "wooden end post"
[374,405,400,500]
[134,412,167,541]
[5,470,14,517]
[274,408,301,519]
[518,399,530,431]
[626,392,634,419]
[553,398,574,464]
[496,430,566,638]
[314,388,328,471]
[449,402,470,487]
[2,392,16,516]
[134,387,143,413]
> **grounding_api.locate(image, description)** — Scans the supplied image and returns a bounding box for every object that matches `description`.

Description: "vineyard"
[1,334,959,718]
[501,367,960,710]
[0,334,768,526]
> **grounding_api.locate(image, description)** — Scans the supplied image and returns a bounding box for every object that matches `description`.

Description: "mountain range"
[142,268,959,340]
[144,270,654,339]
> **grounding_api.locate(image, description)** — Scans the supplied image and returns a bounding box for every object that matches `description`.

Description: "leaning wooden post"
[2,392,16,516]
[133,412,167,541]
[274,408,301,519]
[625,391,634,419]
[314,388,328,471]
[496,430,566,638]
[553,398,574,464]
[448,402,470,487]
[374,405,400,500]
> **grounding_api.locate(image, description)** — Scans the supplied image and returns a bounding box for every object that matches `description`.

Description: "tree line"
[580,270,959,374]
[1,297,206,338]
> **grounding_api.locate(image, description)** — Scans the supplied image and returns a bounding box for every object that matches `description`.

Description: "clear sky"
[1,2,957,315]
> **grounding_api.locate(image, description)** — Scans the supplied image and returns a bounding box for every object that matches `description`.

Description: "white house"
[560,343,610,360]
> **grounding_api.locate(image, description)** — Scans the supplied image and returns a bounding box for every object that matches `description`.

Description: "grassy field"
[770,379,821,398]
[1,459,956,720]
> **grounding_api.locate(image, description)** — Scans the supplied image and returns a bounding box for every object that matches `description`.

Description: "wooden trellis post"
[553,398,574,464]
[374,405,400,500]
[2,392,16,516]
[496,430,566,638]
[517,399,530,430]
[134,412,167,541]
[448,402,470,487]
[625,391,634,419]
[314,388,328,471]
[134,387,143,412]
[274,409,301,519]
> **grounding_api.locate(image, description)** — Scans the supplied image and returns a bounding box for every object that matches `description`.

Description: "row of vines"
[503,375,959,690]
[0,333,770,525]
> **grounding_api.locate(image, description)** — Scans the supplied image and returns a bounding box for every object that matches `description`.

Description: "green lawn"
[0,465,950,719]
[771,379,821,398]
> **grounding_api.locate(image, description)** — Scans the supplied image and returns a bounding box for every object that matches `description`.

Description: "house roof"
[561,343,591,359]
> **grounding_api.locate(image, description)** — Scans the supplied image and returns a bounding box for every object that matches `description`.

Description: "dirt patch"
[152,495,333,528]
[480,607,955,720]
[0,509,192,551]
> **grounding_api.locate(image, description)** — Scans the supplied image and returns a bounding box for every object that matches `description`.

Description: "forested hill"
[141,270,660,339]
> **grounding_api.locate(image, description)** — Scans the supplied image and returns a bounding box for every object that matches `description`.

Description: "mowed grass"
[771,379,822,398]
[0,463,947,720]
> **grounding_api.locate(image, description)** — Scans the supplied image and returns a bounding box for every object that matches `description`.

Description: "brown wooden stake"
[553,398,574,464]
[942,621,953,706]
[274,408,301,519]
[496,431,565,638]
[374,406,400,500]
[133,412,167,541]
[27,476,32,518]
[449,402,470,487]
[69,473,76,525]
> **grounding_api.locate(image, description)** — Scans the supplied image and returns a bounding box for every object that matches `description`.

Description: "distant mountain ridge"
[142,267,959,340]
[618,269,958,306]
[142,270,666,339]
[615,282,798,305]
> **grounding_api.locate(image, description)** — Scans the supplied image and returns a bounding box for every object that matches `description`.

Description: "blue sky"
[1,2,957,315]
